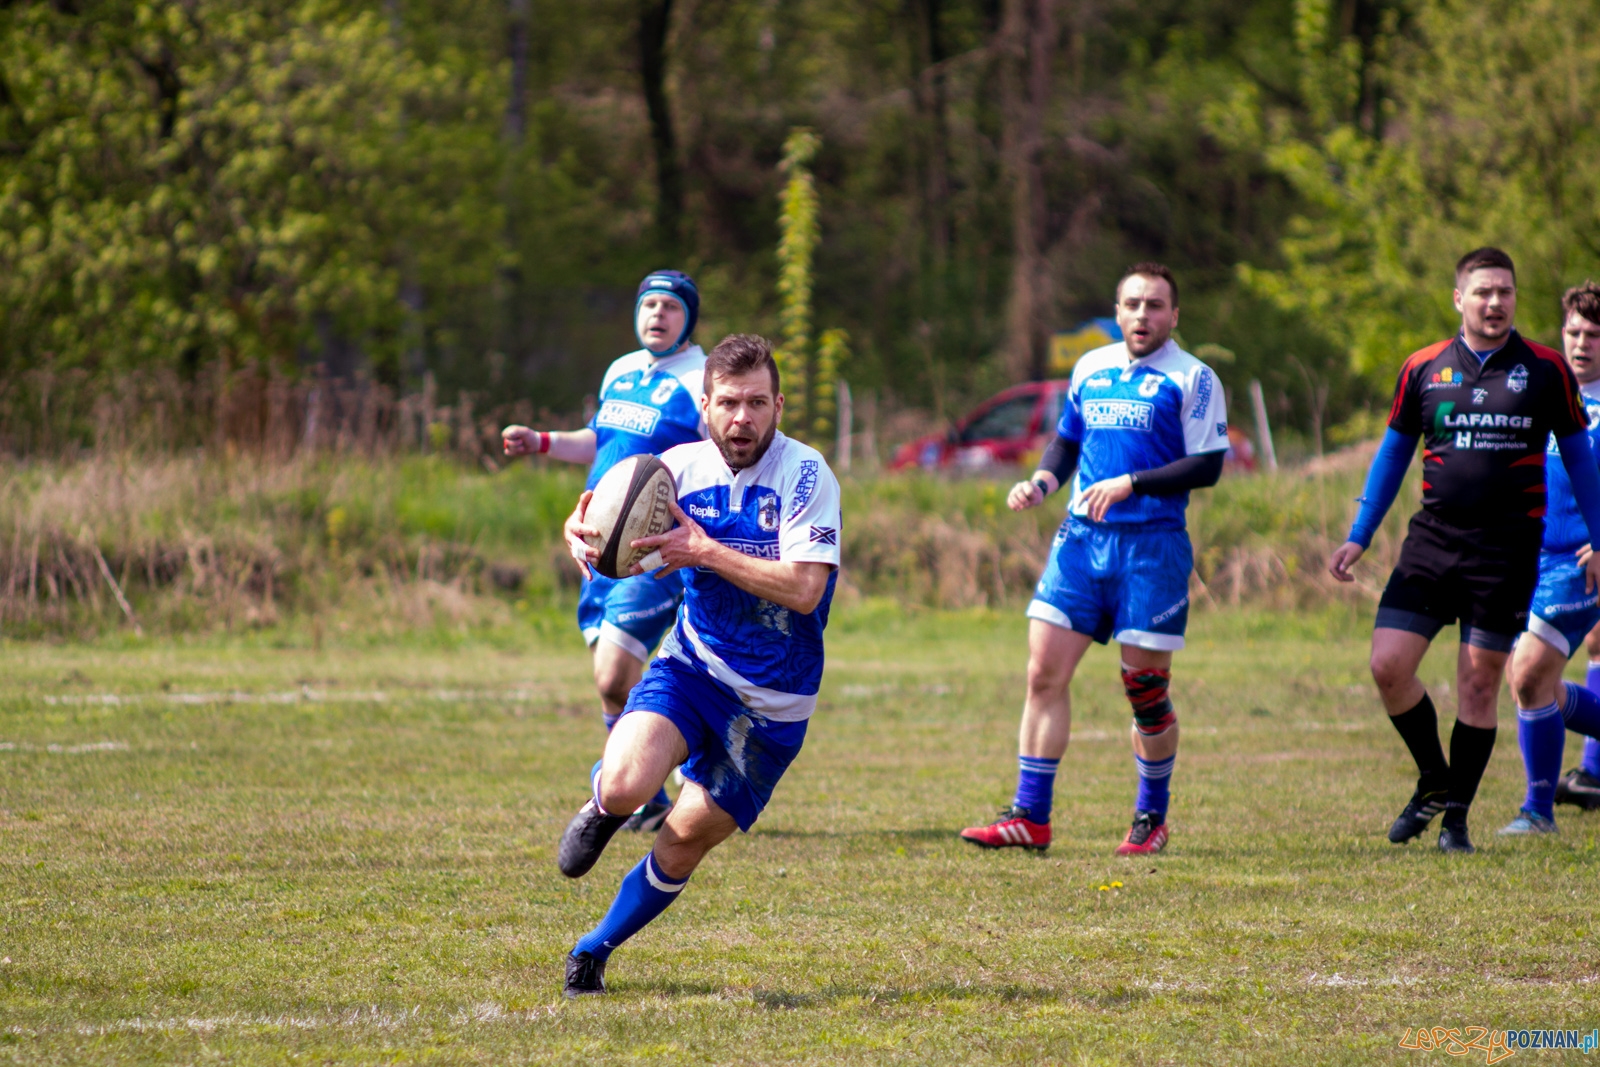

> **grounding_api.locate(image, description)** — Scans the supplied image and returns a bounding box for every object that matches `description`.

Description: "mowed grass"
[2,603,1598,1065]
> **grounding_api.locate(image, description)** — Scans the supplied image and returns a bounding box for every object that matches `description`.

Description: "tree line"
[1,0,1597,456]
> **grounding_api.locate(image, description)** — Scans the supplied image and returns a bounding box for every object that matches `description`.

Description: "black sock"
[1445,721,1498,822]
[1389,693,1449,789]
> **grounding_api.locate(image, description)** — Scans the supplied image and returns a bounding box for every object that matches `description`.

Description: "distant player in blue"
[1501,282,1600,834]
[960,263,1228,856]
[552,334,841,998]
[503,270,707,831]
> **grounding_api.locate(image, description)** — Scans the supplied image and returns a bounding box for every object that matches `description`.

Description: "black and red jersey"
[1388,331,1586,528]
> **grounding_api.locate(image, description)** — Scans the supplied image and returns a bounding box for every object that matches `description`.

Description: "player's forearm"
[1035,433,1081,492]
[1129,451,1224,495]
[546,428,598,464]
[698,546,832,614]
[1556,431,1600,546]
[1347,428,1419,548]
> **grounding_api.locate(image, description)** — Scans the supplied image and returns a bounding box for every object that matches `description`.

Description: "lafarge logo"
[1431,401,1531,436]
[1083,399,1154,430]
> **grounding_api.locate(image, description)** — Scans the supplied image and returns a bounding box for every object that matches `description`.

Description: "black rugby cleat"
[1437,818,1476,854]
[557,799,628,878]
[1388,786,1449,844]
[564,951,607,998]
[621,797,673,833]
[1554,767,1600,811]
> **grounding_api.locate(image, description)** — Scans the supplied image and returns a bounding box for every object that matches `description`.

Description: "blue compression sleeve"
[1556,431,1600,547]
[1347,429,1418,549]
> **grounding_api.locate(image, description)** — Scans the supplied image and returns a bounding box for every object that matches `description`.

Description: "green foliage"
[1245,0,1600,391]
[776,127,820,439]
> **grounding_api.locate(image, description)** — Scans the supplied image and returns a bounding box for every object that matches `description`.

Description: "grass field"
[3,602,1599,1065]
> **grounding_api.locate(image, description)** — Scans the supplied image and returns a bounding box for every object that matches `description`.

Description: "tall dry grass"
[0,445,1408,638]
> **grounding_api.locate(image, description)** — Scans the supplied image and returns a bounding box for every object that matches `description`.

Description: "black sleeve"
[1129,451,1225,495]
[1037,433,1081,488]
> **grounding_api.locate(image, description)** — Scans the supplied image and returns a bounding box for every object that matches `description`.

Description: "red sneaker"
[960,806,1051,851]
[1115,812,1168,855]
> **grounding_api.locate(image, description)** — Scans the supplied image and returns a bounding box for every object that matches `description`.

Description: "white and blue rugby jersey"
[1057,339,1229,530]
[1542,378,1600,553]
[585,346,707,490]
[656,432,842,722]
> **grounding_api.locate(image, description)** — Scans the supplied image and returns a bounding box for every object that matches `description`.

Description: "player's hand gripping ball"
[572,455,678,580]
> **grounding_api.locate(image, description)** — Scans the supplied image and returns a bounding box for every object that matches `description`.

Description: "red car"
[890,380,1070,472]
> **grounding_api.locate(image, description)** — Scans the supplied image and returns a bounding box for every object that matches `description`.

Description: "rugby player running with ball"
[1329,248,1600,854]
[504,271,706,832]
[1499,281,1600,835]
[554,335,842,997]
[961,263,1228,856]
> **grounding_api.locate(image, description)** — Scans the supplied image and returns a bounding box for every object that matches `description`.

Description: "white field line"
[2,1003,563,1038]
[0,741,128,754]
[38,688,546,708]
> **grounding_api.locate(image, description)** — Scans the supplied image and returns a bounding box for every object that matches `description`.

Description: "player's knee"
[1368,650,1412,693]
[1026,653,1072,698]
[1122,662,1177,735]
[593,658,637,708]
[597,771,650,818]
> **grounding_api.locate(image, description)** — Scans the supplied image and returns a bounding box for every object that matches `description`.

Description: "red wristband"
[537,432,551,454]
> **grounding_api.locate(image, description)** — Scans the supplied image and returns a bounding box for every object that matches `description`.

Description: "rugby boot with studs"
[959,805,1051,851]
[1437,813,1476,854]
[1115,811,1169,855]
[1554,767,1600,811]
[563,951,607,998]
[621,797,673,833]
[557,799,628,878]
[1388,782,1449,844]
[1496,808,1557,836]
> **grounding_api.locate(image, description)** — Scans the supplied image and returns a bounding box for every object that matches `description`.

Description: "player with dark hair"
[1328,248,1600,853]
[960,262,1228,856]
[504,270,706,832]
[554,334,842,997]
[1499,281,1600,834]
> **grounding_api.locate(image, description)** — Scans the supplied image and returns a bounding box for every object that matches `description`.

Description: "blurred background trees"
[1,0,1595,455]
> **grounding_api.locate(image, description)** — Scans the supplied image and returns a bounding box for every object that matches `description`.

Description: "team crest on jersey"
[1137,374,1163,398]
[757,494,780,532]
[1472,388,1488,405]
[651,379,677,405]
[1587,401,1600,430]
[1508,364,1528,393]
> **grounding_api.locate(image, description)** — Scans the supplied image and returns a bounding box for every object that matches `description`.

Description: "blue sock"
[603,712,621,731]
[573,850,689,962]
[1517,701,1565,820]
[1134,753,1176,824]
[1582,737,1600,778]
[1013,755,1059,823]
[1562,681,1600,739]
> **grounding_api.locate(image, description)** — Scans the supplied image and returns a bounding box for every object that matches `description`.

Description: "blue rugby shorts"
[1026,517,1192,651]
[1526,548,1600,658]
[621,653,807,832]
[577,570,684,662]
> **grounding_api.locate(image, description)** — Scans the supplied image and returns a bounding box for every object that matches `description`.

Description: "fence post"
[1249,379,1278,472]
[836,379,853,473]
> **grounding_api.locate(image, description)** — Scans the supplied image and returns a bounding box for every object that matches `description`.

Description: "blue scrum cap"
[635,270,699,355]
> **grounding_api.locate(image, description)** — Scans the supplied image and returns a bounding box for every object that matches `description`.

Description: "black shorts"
[1375,510,1541,652]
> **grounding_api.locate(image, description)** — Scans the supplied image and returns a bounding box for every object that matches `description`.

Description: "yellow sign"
[1049,319,1122,375]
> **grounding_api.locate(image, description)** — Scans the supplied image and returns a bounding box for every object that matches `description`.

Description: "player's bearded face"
[705,369,783,470]
[1115,275,1179,357]
[1455,268,1516,344]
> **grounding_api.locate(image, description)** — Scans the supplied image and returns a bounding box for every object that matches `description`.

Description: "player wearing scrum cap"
[1328,248,1600,854]
[503,270,706,832]
[554,334,841,998]
[960,263,1229,857]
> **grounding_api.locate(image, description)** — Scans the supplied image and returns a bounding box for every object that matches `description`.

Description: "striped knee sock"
[574,850,689,962]
[1013,755,1059,823]
[1134,753,1176,824]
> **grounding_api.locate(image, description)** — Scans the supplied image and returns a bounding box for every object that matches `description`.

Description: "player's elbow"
[789,566,833,615]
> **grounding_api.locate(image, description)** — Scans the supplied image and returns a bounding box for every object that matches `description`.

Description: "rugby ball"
[585,454,677,579]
